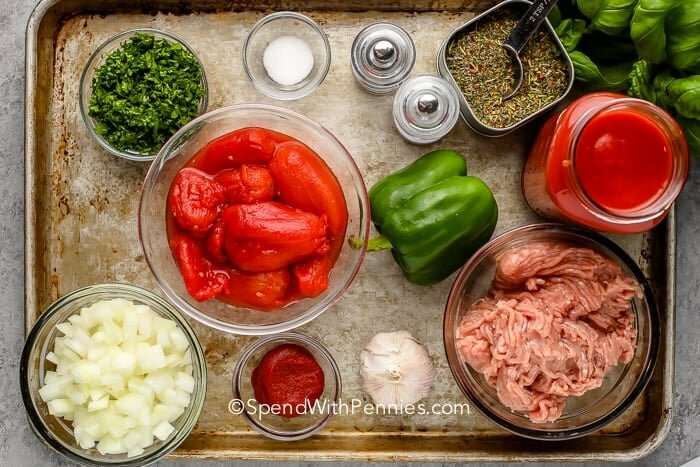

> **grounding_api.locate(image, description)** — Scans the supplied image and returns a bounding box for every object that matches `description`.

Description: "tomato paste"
[166,127,348,309]
[251,344,325,417]
[523,93,688,233]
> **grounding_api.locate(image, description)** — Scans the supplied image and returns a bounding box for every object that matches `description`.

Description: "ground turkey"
[456,242,640,423]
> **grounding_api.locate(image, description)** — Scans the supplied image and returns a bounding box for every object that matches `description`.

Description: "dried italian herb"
[88,33,206,155]
[445,14,569,129]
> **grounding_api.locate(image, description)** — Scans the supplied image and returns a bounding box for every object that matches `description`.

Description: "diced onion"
[38,298,195,457]
[68,387,89,405]
[46,351,59,365]
[176,372,195,393]
[47,398,75,417]
[87,396,109,412]
[153,421,175,441]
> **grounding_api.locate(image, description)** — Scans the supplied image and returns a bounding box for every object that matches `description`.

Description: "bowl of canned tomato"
[138,104,370,335]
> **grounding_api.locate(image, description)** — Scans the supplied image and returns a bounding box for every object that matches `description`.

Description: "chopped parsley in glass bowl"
[79,29,208,161]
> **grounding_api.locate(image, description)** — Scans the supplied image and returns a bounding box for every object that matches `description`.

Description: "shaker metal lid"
[350,22,416,94]
[393,75,461,144]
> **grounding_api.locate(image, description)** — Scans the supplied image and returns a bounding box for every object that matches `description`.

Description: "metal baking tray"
[25,0,675,461]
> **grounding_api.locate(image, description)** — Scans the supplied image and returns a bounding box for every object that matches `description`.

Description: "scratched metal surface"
[25,0,674,461]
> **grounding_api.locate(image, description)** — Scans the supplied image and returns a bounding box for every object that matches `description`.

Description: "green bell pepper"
[369,149,468,227]
[356,150,498,286]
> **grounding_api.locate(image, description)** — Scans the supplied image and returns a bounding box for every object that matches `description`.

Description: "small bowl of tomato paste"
[138,104,370,335]
[232,333,341,440]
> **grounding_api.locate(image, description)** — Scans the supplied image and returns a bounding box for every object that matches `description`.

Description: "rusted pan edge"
[24,0,51,337]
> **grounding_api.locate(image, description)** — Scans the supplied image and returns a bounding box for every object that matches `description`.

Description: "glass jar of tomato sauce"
[523,92,689,233]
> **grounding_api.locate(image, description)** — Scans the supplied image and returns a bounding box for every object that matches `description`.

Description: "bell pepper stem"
[348,235,393,251]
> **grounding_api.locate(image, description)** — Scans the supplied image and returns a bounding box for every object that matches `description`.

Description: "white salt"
[262,35,315,86]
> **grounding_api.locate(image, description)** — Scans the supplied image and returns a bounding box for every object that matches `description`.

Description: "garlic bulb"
[360,330,436,407]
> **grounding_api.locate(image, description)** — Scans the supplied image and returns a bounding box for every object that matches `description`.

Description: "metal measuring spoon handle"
[502,0,559,100]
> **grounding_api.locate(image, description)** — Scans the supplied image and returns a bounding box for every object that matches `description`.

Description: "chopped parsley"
[88,32,206,155]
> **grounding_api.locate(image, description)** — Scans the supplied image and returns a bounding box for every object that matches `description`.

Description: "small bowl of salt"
[243,11,331,101]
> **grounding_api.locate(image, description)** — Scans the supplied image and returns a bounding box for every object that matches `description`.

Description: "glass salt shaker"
[350,22,416,94]
[393,75,461,144]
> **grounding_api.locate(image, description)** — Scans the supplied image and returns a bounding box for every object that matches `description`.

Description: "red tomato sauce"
[165,127,348,310]
[574,109,673,214]
[523,92,688,233]
[251,344,324,418]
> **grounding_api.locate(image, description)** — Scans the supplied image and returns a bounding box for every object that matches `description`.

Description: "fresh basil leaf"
[653,71,700,119]
[577,0,639,36]
[548,5,563,28]
[678,116,700,160]
[628,59,656,102]
[556,18,588,52]
[631,0,700,74]
[666,1,700,74]
[630,0,678,64]
[569,50,634,91]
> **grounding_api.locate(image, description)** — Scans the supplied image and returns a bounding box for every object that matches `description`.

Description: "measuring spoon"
[502,0,559,100]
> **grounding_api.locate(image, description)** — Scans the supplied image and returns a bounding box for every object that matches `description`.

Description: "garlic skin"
[360,330,436,407]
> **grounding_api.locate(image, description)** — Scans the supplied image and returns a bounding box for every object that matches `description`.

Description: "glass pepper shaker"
[350,22,416,94]
[392,75,461,145]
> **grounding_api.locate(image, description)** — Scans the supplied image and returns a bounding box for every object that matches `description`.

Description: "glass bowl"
[242,12,331,100]
[19,283,207,466]
[443,223,659,440]
[231,332,341,440]
[79,28,209,161]
[138,103,369,335]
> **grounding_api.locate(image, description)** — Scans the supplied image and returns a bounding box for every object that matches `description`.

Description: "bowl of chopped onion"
[20,283,206,466]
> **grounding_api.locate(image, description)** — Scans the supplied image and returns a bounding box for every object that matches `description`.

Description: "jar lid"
[393,75,461,144]
[350,22,416,94]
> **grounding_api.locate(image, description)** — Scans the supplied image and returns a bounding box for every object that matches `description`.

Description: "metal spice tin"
[436,0,574,137]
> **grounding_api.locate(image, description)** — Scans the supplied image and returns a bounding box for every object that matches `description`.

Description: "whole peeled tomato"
[168,169,226,237]
[205,220,227,263]
[218,269,291,310]
[171,235,229,301]
[223,202,330,243]
[214,165,276,204]
[227,239,330,273]
[222,202,331,273]
[268,141,348,259]
[191,128,290,174]
[292,255,332,298]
